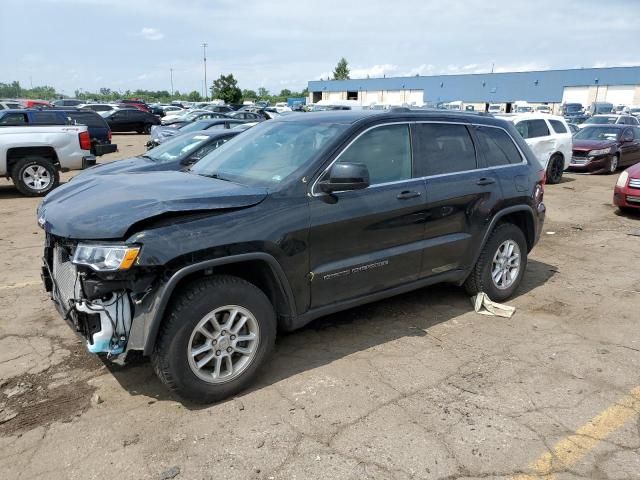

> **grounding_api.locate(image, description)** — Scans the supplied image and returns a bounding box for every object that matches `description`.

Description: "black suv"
[38,111,546,402]
[103,109,160,133]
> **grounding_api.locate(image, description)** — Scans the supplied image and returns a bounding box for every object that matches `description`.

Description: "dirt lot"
[1,133,640,480]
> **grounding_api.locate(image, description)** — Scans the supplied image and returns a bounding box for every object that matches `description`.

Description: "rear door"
[413,122,502,276]
[308,122,427,308]
[514,119,554,168]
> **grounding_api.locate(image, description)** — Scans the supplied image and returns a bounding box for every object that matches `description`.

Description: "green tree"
[242,89,257,100]
[279,88,292,98]
[210,74,242,104]
[187,90,202,102]
[257,87,269,99]
[332,58,350,80]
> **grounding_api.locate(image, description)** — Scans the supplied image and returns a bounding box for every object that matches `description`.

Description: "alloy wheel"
[491,240,521,290]
[22,165,52,192]
[187,305,260,384]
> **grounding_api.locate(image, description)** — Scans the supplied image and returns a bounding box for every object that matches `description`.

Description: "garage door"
[383,91,403,105]
[562,86,589,105]
[405,90,424,106]
[605,86,635,106]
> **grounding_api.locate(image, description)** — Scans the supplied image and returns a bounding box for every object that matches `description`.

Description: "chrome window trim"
[310,120,527,197]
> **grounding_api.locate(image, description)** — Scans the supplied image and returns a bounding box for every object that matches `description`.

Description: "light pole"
[202,42,208,101]
[170,68,174,97]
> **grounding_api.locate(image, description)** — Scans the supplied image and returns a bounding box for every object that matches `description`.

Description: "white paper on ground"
[471,292,516,318]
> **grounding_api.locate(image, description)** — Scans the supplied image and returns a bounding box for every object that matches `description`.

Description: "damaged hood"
[73,156,160,178]
[38,171,268,239]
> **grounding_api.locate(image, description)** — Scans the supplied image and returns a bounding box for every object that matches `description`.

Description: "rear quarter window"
[549,120,568,134]
[515,119,550,139]
[474,126,522,167]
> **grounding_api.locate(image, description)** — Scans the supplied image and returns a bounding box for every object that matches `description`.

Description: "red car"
[568,125,640,174]
[614,162,640,211]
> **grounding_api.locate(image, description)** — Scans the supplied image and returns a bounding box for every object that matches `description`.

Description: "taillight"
[534,169,545,205]
[79,130,91,151]
[107,130,112,141]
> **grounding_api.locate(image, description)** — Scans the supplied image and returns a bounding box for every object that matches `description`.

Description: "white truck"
[0,125,96,196]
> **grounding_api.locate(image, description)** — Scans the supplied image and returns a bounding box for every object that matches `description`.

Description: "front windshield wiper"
[195,172,232,182]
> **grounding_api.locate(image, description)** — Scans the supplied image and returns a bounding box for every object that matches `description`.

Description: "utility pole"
[202,42,208,101]
[170,68,174,97]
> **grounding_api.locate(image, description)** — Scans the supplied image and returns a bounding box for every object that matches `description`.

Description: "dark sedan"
[148,118,247,147]
[74,130,241,179]
[101,109,160,134]
[568,125,640,174]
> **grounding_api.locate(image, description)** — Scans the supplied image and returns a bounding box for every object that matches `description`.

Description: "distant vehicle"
[102,109,160,134]
[161,109,209,125]
[52,98,83,107]
[120,99,150,112]
[231,122,258,131]
[622,106,640,117]
[614,161,640,212]
[535,105,551,114]
[203,105,233,114]
[21,99,51,108]
[587,102,614,116]
[579,115,639,128]
[613,104,627,114]
[227,111,266,121]
[497,113,572,184]
[568,125,640,174]
[162,111,228,128]
[487,104,502,114]
[567,123,580,135]
[79,103,118,113]
[56,109,117,156]
[274,102,292,113]
[75,130,242,179]
[561,103,588,124]
[0,101,25,110]
[513,100,533,113]
[148,118,247,147]
[0,124,94,195]
[0,109,70,126]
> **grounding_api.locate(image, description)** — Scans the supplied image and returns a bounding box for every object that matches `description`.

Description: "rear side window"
[474,126,522,167]
[69,113,106,127]
[515,119,550,139]
[338,124,412,185]
[412,123,477,176]
[549,120,567,134]
[32,111,65,124]
[0,113,28,125]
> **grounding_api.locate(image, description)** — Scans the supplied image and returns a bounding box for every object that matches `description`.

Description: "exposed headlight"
[616,170,629,188]
[72,244,140,271]
[589,147,613,156]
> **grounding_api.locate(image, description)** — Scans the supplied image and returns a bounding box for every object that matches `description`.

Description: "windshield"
[584,116,616,125]
[179,120,217,134]
[191,120,347,186]
[488,105,500,111]
[145,133,212,163]
[516,106,533,112]
[565,104,582,113]
[574,126,620,141]
[630,108,640,113]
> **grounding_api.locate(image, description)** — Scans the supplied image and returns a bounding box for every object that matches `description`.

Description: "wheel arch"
[142,253,296,355]
[6,147,59,176]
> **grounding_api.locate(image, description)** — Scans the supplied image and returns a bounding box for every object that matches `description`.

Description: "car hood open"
[38,171,268,239]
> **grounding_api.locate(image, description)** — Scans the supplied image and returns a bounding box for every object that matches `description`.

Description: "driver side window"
[337,124,411,185]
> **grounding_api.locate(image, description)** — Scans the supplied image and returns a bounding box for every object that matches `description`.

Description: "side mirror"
[318,162,370,193]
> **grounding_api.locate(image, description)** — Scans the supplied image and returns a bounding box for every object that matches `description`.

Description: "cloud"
[138,27,164,41]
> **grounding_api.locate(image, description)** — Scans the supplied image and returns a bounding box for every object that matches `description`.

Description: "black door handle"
[397,190,421,200]
[476,177,496,186]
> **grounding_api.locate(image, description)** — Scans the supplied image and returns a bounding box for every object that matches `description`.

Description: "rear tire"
[142,123,152,134]
[464,223,528,302]
[11,156,59,196]
[546,154,564,184]
[151,275,276,403]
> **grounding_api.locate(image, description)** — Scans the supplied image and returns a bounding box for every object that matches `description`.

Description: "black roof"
[276,109,507,127]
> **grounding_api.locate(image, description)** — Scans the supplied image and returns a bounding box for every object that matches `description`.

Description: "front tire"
[608,154,619,174]
[464,223,528,302]
[11,156,59,196]
[546,154,564,184]
[151,275,276,403]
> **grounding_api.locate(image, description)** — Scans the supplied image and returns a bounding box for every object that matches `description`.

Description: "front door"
[620,128,640,166]
[308,123,427,308]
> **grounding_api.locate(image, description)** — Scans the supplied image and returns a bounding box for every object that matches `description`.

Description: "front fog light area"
[76,291,132,356]
[73,244,140,271]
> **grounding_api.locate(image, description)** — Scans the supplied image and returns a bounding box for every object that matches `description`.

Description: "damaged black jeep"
[38,110,545,402]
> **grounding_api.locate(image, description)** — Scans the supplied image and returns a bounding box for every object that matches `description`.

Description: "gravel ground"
[1,133,639,479]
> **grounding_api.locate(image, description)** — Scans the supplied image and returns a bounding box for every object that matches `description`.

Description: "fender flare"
[142,252,296,355]
[469,205,538,268]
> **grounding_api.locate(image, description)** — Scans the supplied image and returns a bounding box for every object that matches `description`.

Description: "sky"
[1,0,639,97]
